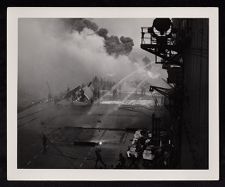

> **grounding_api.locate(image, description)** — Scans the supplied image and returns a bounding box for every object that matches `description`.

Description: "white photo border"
[7,7,219,181]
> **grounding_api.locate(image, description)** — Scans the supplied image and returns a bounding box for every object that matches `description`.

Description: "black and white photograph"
[7,7,219,180]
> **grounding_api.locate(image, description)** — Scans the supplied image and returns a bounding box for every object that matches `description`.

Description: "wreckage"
[64,82,94,105]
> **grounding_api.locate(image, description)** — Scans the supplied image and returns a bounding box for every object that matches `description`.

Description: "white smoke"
[18,19,161,105]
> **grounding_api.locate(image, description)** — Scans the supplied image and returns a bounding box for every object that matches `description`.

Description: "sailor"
[95,147,106,168]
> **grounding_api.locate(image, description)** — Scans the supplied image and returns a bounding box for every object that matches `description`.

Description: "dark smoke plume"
[106,36,134,56]
[104,35,133,56]
[63,18,134,57]
[96,28,108,39]
[64,18,98,33]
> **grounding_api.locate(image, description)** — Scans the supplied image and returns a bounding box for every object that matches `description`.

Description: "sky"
[18,18,167,105]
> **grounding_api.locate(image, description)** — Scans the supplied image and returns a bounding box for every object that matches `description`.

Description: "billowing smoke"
[64,18,134,57]
[104,35,134,56]
[18,18,160,106]
[64,18,99,33]
[96,28,108,38]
